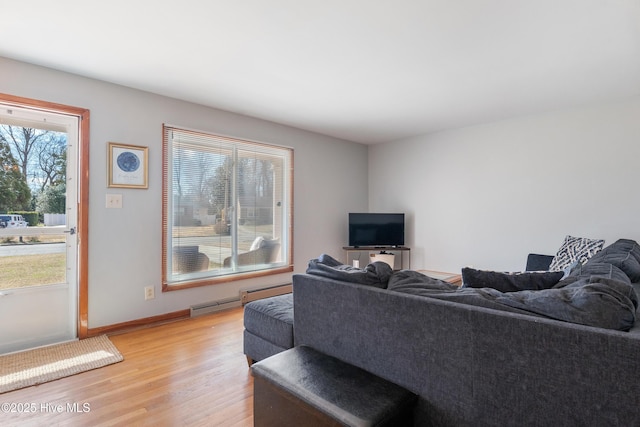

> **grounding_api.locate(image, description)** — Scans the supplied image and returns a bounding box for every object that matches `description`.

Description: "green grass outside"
[0,224,274,290]
[0,253,65,290]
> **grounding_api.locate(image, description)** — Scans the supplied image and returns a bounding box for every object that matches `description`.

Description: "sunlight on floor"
[0,350,116,386]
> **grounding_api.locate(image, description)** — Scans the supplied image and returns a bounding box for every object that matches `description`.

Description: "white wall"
[0,57,368,328]
[369,97,640,273]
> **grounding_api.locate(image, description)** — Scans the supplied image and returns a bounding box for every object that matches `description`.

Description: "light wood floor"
[1,307,253,427]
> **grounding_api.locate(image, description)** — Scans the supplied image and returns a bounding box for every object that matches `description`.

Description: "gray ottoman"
[252,346,417,426]
[243,293,294,365]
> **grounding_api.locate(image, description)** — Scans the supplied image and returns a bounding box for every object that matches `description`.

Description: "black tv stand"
[342,246,410,270]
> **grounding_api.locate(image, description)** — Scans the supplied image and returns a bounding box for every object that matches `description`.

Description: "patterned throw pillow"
[548,235,605,271]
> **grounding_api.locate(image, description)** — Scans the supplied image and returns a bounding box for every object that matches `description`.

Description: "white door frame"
[0,93,90,347]
[0,107,77,353]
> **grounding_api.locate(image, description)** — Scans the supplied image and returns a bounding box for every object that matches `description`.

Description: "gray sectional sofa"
[292,240,640,426]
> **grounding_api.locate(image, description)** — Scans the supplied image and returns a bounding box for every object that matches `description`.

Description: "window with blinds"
[162,125,293,289]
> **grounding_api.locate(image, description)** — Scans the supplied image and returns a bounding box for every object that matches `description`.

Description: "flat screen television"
[348,213,405,247]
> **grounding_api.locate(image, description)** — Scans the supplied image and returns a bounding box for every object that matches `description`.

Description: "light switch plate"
[106,194,122,208]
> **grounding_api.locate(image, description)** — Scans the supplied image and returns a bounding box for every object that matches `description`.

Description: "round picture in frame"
[108,142,148,188]
[116,151,140,172]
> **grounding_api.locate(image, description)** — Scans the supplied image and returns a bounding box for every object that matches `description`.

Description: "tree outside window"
[0,125,67,217]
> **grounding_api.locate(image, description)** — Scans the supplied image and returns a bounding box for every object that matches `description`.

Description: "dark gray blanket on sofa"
[306,253,392,288]
[388,270,637,331]
[307,250,639,331]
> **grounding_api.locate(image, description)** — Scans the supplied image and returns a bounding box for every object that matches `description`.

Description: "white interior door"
[0,105,78,354]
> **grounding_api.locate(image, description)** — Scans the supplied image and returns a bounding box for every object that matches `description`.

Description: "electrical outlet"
[144,286,155,300]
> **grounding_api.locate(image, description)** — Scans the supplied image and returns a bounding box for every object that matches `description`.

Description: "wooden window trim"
[161,125,294,291]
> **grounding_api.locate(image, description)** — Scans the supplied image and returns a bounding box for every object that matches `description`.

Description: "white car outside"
[0,214,28,228]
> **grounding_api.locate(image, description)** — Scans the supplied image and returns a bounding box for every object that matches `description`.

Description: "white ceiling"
[2,1,639,144]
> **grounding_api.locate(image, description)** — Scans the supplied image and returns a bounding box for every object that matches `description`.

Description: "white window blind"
[162,125,293,288]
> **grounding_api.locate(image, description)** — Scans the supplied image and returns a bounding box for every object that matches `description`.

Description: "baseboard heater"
[240,283,292,305]
[190,296,241,317]
[190,283,292,317]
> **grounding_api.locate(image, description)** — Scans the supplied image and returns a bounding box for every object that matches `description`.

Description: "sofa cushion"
[461,268,564,292]
[306,254,392,288]
[585,239,640,283]
[250,236,264,251]
[244,294,294,350]
[548,235,605,271]
[494,276,638,331]
[558,261,631,288]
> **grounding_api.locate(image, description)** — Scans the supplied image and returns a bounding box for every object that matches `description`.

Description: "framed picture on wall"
[108,142,148,189]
